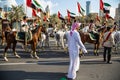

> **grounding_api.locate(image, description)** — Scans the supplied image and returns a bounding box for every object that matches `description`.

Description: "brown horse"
[1,25,11,45]
[79,29,104,56]
[3,25,44,61]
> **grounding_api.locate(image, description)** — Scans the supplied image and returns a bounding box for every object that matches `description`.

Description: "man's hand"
[82,48,88,54]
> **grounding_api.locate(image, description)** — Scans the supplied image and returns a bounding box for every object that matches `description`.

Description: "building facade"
[0,0,17,12]
[115,3,120,27]
[86,1,91,16]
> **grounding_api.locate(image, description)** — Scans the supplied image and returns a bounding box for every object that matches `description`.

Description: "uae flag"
[26,0,43,11]
[103,3,111,13]
[32,9,37,17]
[105,13,113,21]
[77,2,85,16]
[67,10,76,19]
[58,11,65,20]
[100,0,104,10]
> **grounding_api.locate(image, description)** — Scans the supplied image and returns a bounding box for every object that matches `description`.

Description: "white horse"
[112,31,120,53]
[54,29,67,49]
[38,33,47,50]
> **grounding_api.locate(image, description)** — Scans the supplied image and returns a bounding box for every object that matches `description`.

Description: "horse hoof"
[30,54,34,58]
[4,57,8,61]
[35,56,39,59]
[15,55,21,58]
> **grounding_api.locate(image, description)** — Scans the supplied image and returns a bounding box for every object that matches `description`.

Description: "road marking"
[0,57,119,66]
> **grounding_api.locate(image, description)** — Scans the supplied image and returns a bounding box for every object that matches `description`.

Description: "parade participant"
[102,26,115,64]
[81,23,89,32]
[88,20,96,33]
[31,19,39,30]
[88,20,100,43]
[21,16,29,32]
[66,22,87,80]
[21,16,30,45]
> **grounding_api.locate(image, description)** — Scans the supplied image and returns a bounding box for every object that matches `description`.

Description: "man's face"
[76,25,80,31]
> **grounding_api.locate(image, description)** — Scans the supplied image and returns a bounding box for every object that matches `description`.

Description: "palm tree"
[8,5,25,29]
[8,5,25,21]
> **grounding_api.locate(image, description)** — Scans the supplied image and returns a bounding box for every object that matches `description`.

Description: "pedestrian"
[102,26,115,64]
[66,22,87,80]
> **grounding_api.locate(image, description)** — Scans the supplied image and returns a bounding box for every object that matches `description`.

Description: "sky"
[15,0,120,18]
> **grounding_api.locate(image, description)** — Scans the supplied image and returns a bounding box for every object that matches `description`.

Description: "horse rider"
[21,16,30,45]
[88,20,96,33]
[30,19,39,30]
[81,23,89,32]
[88,20,99,43]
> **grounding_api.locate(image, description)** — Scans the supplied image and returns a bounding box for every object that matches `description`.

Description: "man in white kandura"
[66,22,87,80]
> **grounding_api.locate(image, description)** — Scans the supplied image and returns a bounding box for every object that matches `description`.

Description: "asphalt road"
[0,38,120,80]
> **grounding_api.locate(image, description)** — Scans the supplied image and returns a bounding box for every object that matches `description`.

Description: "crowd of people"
[0,11,119,80]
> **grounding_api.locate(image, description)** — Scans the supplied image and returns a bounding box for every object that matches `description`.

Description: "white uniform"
[66,30,87,79]
[103,31,115,47]
[88,23,96,32]
[21,21,29,32]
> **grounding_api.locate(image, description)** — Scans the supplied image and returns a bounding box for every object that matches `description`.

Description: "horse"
[79,26,106,56]
[3,25,44,61]
[54,29,67,49]
[111,30,120,54]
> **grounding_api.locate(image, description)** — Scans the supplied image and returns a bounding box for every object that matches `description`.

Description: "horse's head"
[41,26,46,33]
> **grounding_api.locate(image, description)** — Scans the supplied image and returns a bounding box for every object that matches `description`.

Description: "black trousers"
[103,47,112,62]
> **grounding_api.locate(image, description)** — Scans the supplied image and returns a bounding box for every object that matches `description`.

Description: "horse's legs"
[31,42,39,59]
[94,43,99,56]
[30,43,34,58]
[3,43,11,61]
[1,31,6,46]
[94,44,97,55]
[96,44,99,56]
[33,43,39,59]
[13,42,20,58]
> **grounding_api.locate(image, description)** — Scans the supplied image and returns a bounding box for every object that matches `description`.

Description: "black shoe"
[103,59,106,62]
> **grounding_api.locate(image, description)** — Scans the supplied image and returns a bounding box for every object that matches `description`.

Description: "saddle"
[16,31,32,42]
[89,32,98,40]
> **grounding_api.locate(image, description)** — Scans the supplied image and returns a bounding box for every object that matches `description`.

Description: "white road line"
[0,57,119,66]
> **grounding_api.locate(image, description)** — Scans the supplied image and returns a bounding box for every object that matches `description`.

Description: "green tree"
[8,5,25,21]
[8,5,25,29]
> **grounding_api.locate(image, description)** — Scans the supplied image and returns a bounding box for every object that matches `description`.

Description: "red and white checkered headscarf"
[70,22,81,36]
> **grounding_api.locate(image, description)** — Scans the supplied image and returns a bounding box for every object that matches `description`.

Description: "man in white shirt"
[21,16,30,46]
[103,26,115,64]
[21,16,29,32]
[66,22,87,80]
